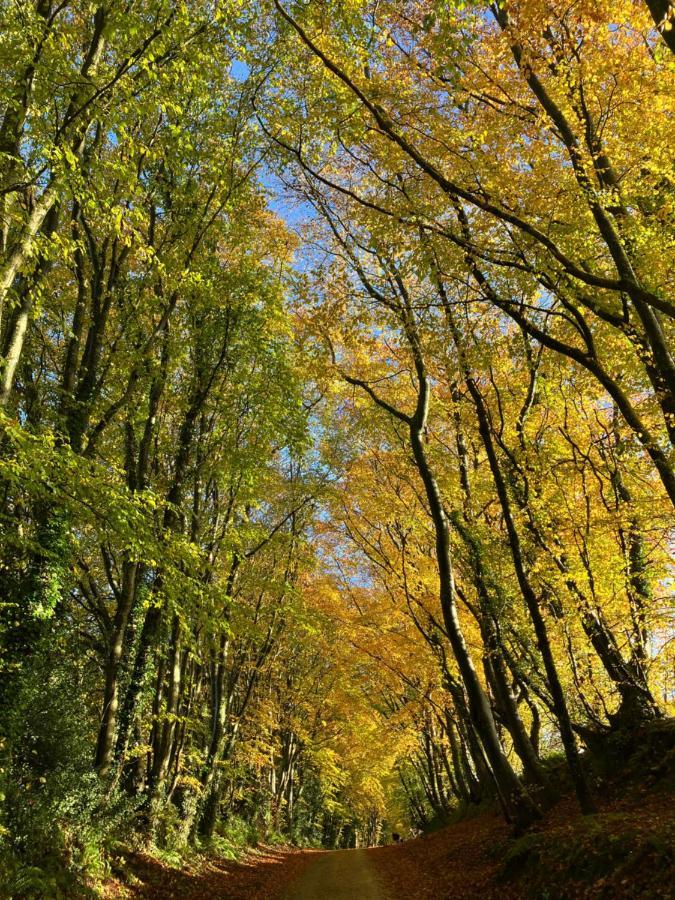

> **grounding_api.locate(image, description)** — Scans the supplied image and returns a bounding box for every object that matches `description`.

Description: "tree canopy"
[0,0,673,894]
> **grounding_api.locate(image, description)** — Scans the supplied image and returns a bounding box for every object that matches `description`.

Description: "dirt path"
[284,848,385,900]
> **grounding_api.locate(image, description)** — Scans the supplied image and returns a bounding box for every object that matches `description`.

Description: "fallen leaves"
[104,845,311,900]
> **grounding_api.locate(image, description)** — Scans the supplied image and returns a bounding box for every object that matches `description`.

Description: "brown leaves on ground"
[368,808,509,899]
[369,788,675,899]
[104,845,312,900]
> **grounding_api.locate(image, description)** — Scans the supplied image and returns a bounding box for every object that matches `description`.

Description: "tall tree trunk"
[408,424,540,828]
[148,615,183,801]
[95,560,139,775]
[464,375,595,814]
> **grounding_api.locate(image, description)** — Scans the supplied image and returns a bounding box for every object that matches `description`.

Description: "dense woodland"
[0,0,673,895]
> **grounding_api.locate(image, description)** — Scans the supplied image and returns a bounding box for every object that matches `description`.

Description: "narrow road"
[285,848,385,900]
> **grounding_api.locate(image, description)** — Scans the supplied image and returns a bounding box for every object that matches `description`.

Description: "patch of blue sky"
[230,58,250,82]
[259,167,310,227]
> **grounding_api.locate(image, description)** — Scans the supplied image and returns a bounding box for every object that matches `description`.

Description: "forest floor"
[105,780,674,900]
[104,845,311,899]
[368,786,675,899]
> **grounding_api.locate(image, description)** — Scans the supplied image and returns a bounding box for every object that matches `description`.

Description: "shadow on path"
[118,846,308,899]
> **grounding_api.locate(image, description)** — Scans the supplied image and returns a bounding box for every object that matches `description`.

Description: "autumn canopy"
[0,0,673,894]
